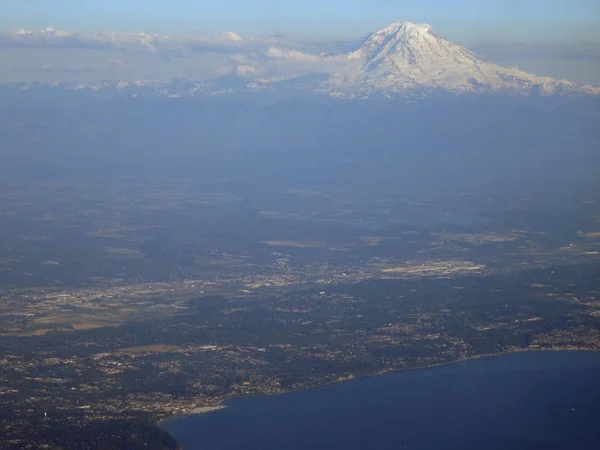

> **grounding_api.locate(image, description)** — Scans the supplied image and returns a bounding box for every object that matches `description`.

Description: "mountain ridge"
[3,20,599,99]
[321,21,600,97]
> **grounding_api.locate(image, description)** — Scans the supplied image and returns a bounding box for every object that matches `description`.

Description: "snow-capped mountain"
[3,21,599,99]
[324,21,600,96]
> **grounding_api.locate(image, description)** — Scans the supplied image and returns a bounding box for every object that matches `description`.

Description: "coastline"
[157,405,227,450]
[158,404,226,426]
[157,346,600,447]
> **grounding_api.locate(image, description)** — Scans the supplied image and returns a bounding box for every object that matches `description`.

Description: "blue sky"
[2,0,599,42]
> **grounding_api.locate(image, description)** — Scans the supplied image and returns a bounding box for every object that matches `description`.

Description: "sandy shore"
[158,347,600,450]
[166,347,600,422]
[186,405,227,415]
[157,404,226,429]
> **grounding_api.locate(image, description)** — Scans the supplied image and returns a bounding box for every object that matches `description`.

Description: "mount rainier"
[5,21,599,98]
[321,21,600,97]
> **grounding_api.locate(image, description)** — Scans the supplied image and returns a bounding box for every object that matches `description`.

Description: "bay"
[162,351,600,450]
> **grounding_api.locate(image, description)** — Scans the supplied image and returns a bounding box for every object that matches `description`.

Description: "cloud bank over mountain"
[1,22,599,92]
[1,27,258,54]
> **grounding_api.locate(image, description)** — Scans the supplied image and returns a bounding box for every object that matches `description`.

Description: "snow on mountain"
[3,21,599,99]
[324,21,600,97]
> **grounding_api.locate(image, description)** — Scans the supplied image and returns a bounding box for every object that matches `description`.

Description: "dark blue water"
[162,351,600,450]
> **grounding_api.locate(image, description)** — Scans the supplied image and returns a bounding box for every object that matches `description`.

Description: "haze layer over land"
[1,13,600,450]
[2,20,600,93]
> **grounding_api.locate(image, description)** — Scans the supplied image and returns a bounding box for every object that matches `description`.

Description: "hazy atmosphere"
[2,1,600,450]
[1,0,600,85]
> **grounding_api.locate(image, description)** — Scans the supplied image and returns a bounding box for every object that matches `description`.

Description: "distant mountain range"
[5,21,600,99]
[323,21,600,97]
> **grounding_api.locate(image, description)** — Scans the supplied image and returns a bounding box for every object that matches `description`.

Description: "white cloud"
[0,26,362,83]
[220,32,243,42]
[259,46,360,80]
[0,27,255,55]
[265,47,320,63]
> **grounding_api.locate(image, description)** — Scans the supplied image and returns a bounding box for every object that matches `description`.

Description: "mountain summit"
[348,21,440,63]
[6,20,598,99]
[325,21,600,96]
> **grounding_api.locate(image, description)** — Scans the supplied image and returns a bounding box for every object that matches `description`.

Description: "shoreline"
[158,405,226,426]
[157,346,600,446]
